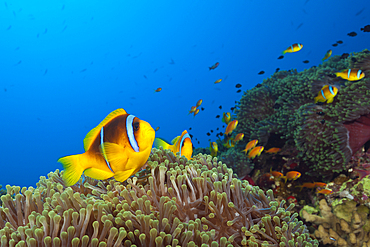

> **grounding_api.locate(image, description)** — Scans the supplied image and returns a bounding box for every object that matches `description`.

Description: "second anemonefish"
[214,79,222,84]
[265,147,281,154]
[314,85,338,104]
[242,140,258,154]
[335,68,365,81]
[225,120,238,136]
[282,43,303,54]
[210,142,218,157]
[58,108,155,186]
[283,171,301,183]
[222,112,231,124]
[223,139,235,148]
[234,133,244,142]
[322,49,332,61]
[155,87,162,92]
[248,146,264,159]
[209,62,219,70]
[154,130,193,160]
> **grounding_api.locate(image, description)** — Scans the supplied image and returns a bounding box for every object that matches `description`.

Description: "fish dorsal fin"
[171,136,181,144]
[83,108,127,151]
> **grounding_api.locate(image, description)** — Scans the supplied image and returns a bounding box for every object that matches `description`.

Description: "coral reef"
[0,149,318,246]
[301,199,370,246]
[233,49,370,178]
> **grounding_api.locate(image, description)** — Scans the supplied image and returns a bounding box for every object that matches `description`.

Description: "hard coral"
[234,49,370,177]
[0,149,318,247]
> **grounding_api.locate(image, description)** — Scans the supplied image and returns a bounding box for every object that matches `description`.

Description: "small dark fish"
[210,130,213,133]
[201,107,205,111]
[197,141,200,144]
[209,62,219,70]
[303,60,309,64]
[332,43,338,47]
[340,53,349,59]
[336,40,343,44]
[361,25,370,32]
[13,60,21,66]
[143,75,147,79]
[80,68,87,73]
[153,68,158,73]
[275,68,280,72]
[351,57,357,62]
[356,7,365,16]
[219,132,224,137]
[206,132,211,136]
[278,55,284,59]
[189,127,192,130]
[347,31,357,37]
[235,83,242,88]
[296,23,303,30]
[169,58,175,64]
[132,52,142,59]
[216,115,220,118]
[219,105,222,109]
[43,69,48,75]
[6,25,11,30]
[230,107,235,111]
[236,89,241,93]
[216,128,219,130]
[189,133,193,138]
[258,71,265,75]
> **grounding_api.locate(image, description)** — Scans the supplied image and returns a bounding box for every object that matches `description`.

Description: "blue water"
[1,0,369,187]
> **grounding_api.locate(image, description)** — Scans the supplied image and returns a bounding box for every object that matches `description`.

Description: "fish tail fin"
[154,138,172,150]
[282,51,286,55]
[58,154,85,186]
[282,176,287,183]
[209,67,211,70]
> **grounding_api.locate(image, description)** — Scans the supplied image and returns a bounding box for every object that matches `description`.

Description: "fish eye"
[133,122,140,131]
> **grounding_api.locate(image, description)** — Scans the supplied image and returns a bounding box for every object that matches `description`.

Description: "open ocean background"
[1,0,369,187]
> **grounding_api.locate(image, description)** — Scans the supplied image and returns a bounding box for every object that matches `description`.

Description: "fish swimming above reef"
[282,43,303,54]
[58,108,155,186]
[209,62,219,70]
[225,120,238,136]
[322,49,332,61]
[242,140,258,154]
[248,146,264,159]
[314,85,338,104]
[335,68,365,81]
[154,130,193,160]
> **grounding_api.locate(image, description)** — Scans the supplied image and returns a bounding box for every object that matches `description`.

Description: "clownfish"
[222,112,231,124]
[154,130,193,160]
[248,146,264,159]
[209,62,219,70]
[282,43,303,54]
[58,108,155,186]
[335,68,365,81]
[210,142,218,157]
[322,50,332,61]
[314,85,338,104]
[223,139,235,148]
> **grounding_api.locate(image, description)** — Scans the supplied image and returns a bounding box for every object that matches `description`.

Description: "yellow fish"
[335,68,365,81]
[154,130,193,160]
[196,99,203,107]
[248,146,264,159]
[283,171,301,183]
[242,140,258,154]
[222,112,231,124]
[322,49,332,61]
[234,133,244,142]
[58,108,155,186]
[314,85,338,104]
[214,79,222,84]
[225,120,238,136]
[282,43,303,54]
[210,142,218,156]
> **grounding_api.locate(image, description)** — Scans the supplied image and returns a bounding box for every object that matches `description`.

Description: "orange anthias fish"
[314,85,338,104]
[214,79,222,84]
[225,120,238,135]
[196,99,203,107]
[209,62,219,70]
[335,68,365,81]
[234,133,244,143]
[58,108,156,186]
[282,43,303,54]
[265,147,281,154]
[188,106,197,114]
[222,112,231,124]
[296,182,316,190]
[155,87,162,92]
[154,130,193,160]
[316,189,333,195]
[193,108,200,117]
[248,146,264,159]
[283,171,301,183]
[210,141,218,157]
[270,169,283,179]
[314,182,327,188]
[242,140,258,154]
[322,49,332,61]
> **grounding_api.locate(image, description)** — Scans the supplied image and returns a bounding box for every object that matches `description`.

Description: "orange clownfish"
[283,171,301,183]
[196,99,203,107]
[265,147,281,154]
[58,108,155,186]
[242,140,258,154]
[282,43,303,54]
[225,120,238,136]
[322,50,332,61]
[154,130,193,160]
[209,62,219,70]
[155,87,162,92]
[223,139,235,148]
[210,142,218,157]
[248,146,264,159]
[335,68,365,81]
[222,112,231,124]
[193,108,200,117]
[214,79,222,84]
[314,85,338,104]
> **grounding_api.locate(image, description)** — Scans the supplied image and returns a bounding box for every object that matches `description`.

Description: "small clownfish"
[282,43,303,54]
[316,189,333,195]
[154,130,193,160]
[193,108,200,117]
[214,79,222,84]
[314,85,338,104]
[58,108,156,186]
[222,112,231,124]
[234,133,244,143]
[188,106,197,114]
[210,142,218,157]
[265,147,281,154]
[155,87,162,92]
[322,49,332,61]
[196,99,203,107]
[283,171,301,183]
[248,146,264,159]
[223,139,235,148]
[242,140,258,154]
[225,120,238,136]
[209,62,219,70]
[335,68,365,81]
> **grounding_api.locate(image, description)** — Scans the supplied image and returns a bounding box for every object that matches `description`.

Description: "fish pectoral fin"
[84,167,115,180]
[114,169,137,182]
[101,142,129,172]
[326,97,334,103]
